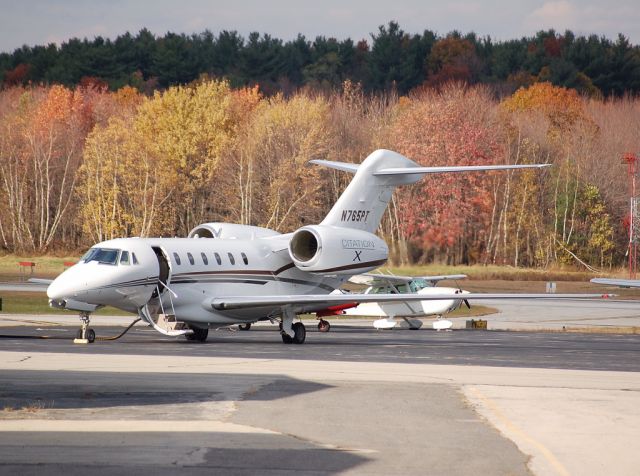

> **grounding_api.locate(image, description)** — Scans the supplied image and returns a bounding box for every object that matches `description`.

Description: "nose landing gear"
[73,312,95,344]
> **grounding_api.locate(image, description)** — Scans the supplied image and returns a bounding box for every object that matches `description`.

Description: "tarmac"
[0,299,639,475]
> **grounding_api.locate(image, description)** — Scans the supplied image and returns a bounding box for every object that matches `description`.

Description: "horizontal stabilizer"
[374,163,550,176]
[308,159,359,174]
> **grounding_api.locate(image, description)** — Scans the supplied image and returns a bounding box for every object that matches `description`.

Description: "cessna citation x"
[35,149,606,344]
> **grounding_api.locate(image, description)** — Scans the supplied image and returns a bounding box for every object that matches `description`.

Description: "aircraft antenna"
[623,153,639,279]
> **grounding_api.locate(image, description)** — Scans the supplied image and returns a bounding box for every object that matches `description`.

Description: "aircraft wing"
[348,273,467,286]
[591,278,640,288]
[0,279,50,293]
[209,292,611,313]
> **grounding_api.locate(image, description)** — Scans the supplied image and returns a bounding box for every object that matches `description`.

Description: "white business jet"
[336,273,469,330]
[591,277,640,289]
[15,149,605,344]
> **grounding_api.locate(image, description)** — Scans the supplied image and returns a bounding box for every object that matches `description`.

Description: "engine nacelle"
[188,222,280,239]
[288,225,388,275]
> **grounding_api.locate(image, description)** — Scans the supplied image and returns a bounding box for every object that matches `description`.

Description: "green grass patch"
[0,254,81,280]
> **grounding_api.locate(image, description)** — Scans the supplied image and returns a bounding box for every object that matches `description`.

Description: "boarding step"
[157,313,188,331]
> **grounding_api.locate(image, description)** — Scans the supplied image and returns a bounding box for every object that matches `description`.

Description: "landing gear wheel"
[292,322,306,344]
[317,319,330,333]
[281,333,293,344]
[74,312,93,344]
[239,323,251,331]
[186,327,208,342]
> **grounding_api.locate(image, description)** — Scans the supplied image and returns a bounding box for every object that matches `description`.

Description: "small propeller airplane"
[0,149,610,344]
[330,273,469,330]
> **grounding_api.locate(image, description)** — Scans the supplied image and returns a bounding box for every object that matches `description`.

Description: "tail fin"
[311,149,549,233]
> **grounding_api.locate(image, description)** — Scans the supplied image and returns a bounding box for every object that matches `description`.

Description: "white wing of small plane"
[209,292,611,313]
[591,278,640,288]
[348,273,467,286]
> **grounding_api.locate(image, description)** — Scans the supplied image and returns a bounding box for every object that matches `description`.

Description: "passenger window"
[173,252,181,265]
[241,252,248,265]
[132,252,139,265]
[187,252,195,265]
[201,252,208,265]
[120,251,130,265]
[228,253,235,265]
[214,252,222,265]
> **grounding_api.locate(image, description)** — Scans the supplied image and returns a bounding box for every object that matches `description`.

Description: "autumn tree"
[389,83,502,264]
[0,85,94,252]
[231,93,334,232]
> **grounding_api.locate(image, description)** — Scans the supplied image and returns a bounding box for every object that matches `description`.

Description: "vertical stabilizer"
[313,149,422,233]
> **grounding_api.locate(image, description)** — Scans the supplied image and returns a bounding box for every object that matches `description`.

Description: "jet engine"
[288,225,388,274]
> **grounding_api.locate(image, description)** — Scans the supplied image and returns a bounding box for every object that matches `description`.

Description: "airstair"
[139,284,191,337]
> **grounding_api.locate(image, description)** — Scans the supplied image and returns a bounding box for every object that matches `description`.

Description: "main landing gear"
[185,326,209,342]
[280,307,306,344]
[238,323,252,331]
[73,312,95,344]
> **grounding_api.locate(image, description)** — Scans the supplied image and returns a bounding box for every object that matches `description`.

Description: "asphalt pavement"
[0,306,639,475]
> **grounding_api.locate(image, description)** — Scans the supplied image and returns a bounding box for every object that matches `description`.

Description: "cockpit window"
[82,248,120,265]
[132,252,139,265]
[120,251,130,265]
[411,278,431,291]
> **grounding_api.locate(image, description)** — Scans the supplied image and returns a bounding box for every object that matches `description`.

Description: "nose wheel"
[73,312,95,344]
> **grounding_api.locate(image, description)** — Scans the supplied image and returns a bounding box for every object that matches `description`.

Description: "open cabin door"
[151,246,171,298]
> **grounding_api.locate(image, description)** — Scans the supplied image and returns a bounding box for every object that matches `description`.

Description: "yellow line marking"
[467,386,570,476]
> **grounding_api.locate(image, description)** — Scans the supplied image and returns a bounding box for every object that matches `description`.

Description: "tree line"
[2,22,640,98]
[0,78,637,270]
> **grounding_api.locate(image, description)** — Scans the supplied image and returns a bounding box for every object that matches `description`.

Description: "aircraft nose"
[47,269,85,300]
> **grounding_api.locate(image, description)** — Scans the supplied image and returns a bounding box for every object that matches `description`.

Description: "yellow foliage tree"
[234,94,334,231]
[134,80,237,232]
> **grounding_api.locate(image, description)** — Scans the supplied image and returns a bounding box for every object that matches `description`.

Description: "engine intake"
[289,225,388,274]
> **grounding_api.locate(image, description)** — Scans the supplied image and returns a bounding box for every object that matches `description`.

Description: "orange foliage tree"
[390,84,502,264]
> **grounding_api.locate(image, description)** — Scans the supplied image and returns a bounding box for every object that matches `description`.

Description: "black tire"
[239,323,251,331]
[87,328,96,343]
[292,322,306,344]
[281,332,293,344]
[187,327,208,342]
[317,320,330,333]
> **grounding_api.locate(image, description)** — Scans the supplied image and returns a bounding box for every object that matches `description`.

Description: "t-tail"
[311,149,550,233]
